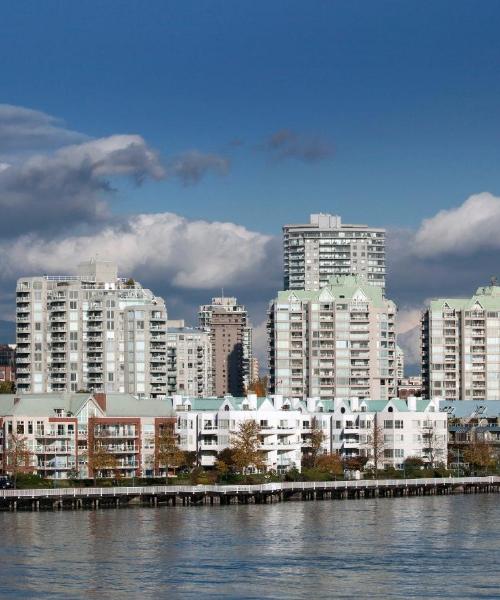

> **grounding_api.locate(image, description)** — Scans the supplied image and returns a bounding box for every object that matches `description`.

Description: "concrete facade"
[199,297,252,397]
[167,320,212,397]
[422,282,500,401]
[15,259,167,397]
[283,213,386,291]
[268,275,397,400]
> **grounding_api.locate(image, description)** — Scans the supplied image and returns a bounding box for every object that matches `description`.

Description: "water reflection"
[0,495,498,599]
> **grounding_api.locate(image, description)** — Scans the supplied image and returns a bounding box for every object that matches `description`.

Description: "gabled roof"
[274,275,393,309]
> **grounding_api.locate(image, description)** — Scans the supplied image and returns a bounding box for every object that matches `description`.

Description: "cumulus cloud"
[413,192,500,257]
[0,134,165,236]
[0,213,280,290]
[0,104,88,154]
[262,128,333,163]
[168,150,230,185]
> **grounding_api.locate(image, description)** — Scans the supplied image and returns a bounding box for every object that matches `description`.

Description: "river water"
[0,494,498,599]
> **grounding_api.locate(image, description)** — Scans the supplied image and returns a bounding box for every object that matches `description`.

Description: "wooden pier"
[0,476,498,511]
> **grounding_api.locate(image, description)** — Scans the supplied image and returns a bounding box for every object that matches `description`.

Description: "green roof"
[429,284,500,311]
[274,275,393,309]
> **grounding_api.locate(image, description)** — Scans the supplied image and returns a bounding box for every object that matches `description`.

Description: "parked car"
[0,476,13,489]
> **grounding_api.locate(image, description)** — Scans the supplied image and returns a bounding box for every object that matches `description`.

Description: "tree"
[156,424,185,481]
[230,420,266,475]
[87,442,119,485]
[344,455,369,472]
[302,417,326,468]
[0,381,15,394]
[363,414,386,474]
[246,376,268,397]
[215,447,237,480]
[315,453,343,478]
[3,433,35,488]
[463,436,496,475]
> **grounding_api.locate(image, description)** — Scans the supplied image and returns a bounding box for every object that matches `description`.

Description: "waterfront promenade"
[0,476,498,510]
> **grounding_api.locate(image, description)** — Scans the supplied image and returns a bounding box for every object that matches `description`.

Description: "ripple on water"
[0,494,498,599]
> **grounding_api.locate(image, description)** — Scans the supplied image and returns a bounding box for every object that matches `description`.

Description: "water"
[0,495,498,599]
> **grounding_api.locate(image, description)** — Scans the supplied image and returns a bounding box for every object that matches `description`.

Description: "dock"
[0,476,498,510]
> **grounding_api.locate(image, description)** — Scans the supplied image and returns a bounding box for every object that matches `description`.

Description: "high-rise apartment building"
[268,275,397,400]
[166,320,212,397]
[396,345,405,381]
[422,282,500,401]
[283,213,386,291]
[198,297,252,396]
[15,259,167,397]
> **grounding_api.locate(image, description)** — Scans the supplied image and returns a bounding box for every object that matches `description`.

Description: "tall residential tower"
[268,275,397,400]
[199,297,252,397]
[15,259,167,397]
[283,213,385,291]
[422,281,500,401]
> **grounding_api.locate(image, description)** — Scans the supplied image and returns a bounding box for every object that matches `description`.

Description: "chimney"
[350,397,359,412]
[272,395,283,410]
[306,397,317,413]
[93,393,107,412]
[247,393,257,410]
[172,395,183,409]
[407,396,417,412]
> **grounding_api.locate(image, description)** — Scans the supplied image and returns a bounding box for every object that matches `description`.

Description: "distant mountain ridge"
[0,320,15,344]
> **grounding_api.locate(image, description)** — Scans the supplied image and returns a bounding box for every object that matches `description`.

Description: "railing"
[0,477,498,499]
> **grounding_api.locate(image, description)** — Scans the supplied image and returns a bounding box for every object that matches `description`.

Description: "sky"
[1,1,500,370]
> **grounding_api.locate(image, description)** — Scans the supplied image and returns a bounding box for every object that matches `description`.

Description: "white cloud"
[0,213,277,290]
[414,192,500,257]
[396,307,422,335]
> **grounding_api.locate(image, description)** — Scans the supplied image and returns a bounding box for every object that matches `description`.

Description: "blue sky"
[2,1,500,369]
[2,1,500,232]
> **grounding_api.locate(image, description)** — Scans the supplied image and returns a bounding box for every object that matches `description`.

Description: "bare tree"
[421,420,446,468]
[363,414,386,474]
[3,433,35,488]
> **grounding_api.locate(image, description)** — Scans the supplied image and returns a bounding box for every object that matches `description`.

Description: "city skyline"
[3,3,500,372]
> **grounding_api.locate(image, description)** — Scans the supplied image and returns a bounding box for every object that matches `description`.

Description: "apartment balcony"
[49,315,67,323]
[16,357,31,364]
[17,316,30,323]
[94,430,137,438]
[35,445,75,454]
[37,461,77,470]
[101,445,139,453]
[150,356,167,363]
[35,432,73,439]
[199,441,219,450]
